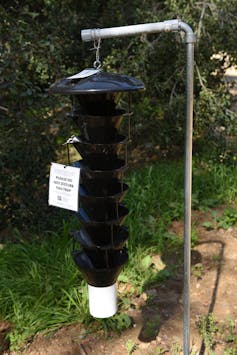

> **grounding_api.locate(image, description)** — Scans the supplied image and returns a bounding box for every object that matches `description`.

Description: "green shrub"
[1,1,237,230]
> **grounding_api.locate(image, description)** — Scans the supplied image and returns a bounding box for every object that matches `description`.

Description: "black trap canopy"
[50,71,145,95]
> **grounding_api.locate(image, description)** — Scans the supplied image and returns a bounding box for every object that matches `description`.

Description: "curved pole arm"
[81,19,195,44]
[81,19,195,355]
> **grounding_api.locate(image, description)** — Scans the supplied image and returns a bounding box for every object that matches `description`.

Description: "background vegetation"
[1,1,237,351]
[1,0,237,230]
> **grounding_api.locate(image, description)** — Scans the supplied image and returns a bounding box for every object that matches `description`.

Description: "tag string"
[66,143,71,166]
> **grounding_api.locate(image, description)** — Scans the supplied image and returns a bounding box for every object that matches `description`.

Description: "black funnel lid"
[50,72,145,95]
[72,248,128,287]
[77,205,128,225]
[72,226,128,250]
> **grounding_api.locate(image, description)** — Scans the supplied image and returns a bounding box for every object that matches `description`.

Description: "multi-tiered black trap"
[50,71,144,318]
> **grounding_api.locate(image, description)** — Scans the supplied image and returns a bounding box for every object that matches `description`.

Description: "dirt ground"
[1,207,237,355]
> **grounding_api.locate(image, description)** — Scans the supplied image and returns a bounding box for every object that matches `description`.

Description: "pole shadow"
[137,249,202,343]
[0,321,12,355]
[135,238,225,353]
[198,239,225,355]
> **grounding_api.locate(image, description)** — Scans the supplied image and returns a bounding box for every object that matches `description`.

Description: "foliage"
[197,313,218,352]
[202,207,237,230]
[102,314,132,333]
[1,1,237,230]
[125,339,137,354]
[102,0,237,156]
[196,314,237,354]
[0,223,90,350]
[0,3,65,229]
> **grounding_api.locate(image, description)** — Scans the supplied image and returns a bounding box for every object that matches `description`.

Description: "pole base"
[88,283,117,318]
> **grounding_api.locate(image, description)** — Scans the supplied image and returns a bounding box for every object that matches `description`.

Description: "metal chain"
[93,38,102,69]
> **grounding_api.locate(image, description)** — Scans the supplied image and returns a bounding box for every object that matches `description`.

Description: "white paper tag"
[48,163,80,212]
[63,135,80,145]
[67,68,101,80]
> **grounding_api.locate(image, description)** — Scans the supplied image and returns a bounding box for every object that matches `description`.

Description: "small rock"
[151,254,166,271]
[146,289,157,298]
[79,329,87,340]
[139,342,150,349]
[190,344,198,353]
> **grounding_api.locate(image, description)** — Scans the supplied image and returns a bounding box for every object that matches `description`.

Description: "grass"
[0,222,90,349]
[1,159,237,349]
[127,160,237,243]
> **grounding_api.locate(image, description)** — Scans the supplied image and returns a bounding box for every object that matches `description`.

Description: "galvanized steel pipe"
[81,19,195,355]
[81,19,195,43]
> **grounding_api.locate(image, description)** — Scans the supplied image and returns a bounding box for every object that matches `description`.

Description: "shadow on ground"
[137,237,225,353]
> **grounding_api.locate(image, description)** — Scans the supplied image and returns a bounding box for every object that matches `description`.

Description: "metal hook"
[92,38,102,69]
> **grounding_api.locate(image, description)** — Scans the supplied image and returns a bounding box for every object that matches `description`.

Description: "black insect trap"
[50,67,144,318]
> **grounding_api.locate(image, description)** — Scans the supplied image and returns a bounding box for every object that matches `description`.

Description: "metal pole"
[81,20,195,354]
[183,41,194,355]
